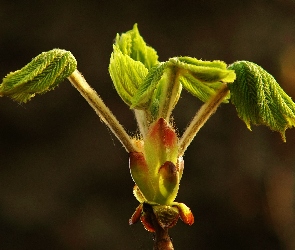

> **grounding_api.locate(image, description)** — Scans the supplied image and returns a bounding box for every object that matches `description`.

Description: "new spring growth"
[109,24,236,229]
[1,24,295,233]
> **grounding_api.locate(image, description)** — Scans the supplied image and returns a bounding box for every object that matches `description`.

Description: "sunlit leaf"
[131,62,183,121]
[0,49,77,103]
[179,73,225,103]
[169,57,235,102]
[109,24,159,107]
[148,66,182,119]
[130,62,168,109]
[109,46,148,105]
[114,23,158,70]
[228,61,295,141]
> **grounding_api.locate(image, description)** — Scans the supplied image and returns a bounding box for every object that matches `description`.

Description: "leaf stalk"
[68,69,137,153]
[178,83,229,156]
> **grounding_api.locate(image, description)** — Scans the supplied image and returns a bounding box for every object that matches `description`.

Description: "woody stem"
[143,204,174,250]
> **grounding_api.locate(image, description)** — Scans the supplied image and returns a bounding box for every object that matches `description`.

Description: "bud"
[129,200,194,231]
[129,118,180,205]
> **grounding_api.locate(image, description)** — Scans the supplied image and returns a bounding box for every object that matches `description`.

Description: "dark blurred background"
[0,0,295,249]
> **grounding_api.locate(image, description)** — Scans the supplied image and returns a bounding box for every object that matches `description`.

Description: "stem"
[68,69,137,153]
[178,83,229,156]
[134,109,149,138]
[161,67,181,122]
[143,204,174,250]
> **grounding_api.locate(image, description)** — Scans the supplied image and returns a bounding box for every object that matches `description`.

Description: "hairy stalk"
[178,83,229,156]
[161,67,181,122]
[143,204,174,250]
[68,69,137,153]
[134,109,149,138]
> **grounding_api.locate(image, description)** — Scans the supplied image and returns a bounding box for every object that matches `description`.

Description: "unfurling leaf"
[169,57,236,103]
[0,49,77,103]
[148,67,182,120]
[109,24,159,107]
[228,61,295,141]
[110,25,236,122]
[131,63,182,121]
[130,62,167,109]
[114,23,158,70]
[109,46,148,105]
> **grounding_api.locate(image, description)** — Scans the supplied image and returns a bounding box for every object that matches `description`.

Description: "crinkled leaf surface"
[228,61,295,141]
[110,25,237,121]
[109,24,158,106]
[169,57,236,103]
[131,62,183,121]
[114,23,158,70]
[148,67,182,119]
[130,56,235,119]
[109,46,148,105]
[130,62,168,109]
[0,49,77,103]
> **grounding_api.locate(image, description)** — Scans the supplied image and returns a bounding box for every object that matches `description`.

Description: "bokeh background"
[0,0,295,249]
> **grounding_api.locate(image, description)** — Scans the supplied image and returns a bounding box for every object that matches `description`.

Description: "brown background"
[0,0,295,249]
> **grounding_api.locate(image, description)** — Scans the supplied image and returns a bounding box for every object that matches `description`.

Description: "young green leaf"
[179,73,227,103]
[0,49,77,103]
[148,66,182,120]
[169,57,235,103]
[228,61,295,141]
[109,46,148,106]
[114,23,158,70]
[130,62,168,110]
[129,62,183,122]
[109,24,159,107]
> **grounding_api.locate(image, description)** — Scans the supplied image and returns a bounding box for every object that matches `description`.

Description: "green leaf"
[228,61,295,141]
[148,67,182,119]
[169,57,235,103]
[109,46,148,105]
[131,56,235,120]
[130,62,168,110]
[114,23,158,70]
[109,24,159,107]
[179,73,226,103]
[0,49,77,103]
[131,62,183,121]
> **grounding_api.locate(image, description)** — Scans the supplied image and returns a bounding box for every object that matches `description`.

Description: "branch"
[68,70,137,153]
